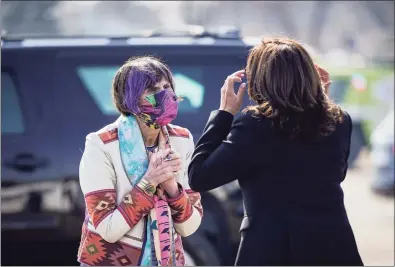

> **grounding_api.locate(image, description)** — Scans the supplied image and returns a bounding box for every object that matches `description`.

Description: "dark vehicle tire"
[182,233,221,266]
[1,240,80,266]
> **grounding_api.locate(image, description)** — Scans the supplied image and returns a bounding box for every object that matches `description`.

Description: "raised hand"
[219,70,247,116]
[315,64,332,95]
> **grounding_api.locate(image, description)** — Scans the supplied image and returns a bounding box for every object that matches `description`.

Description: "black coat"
[188,110,363,266]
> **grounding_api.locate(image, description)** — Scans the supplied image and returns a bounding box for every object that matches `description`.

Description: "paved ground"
[342,150,394,266]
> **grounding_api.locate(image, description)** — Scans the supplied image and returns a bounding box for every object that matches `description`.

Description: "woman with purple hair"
[77,56,203,266]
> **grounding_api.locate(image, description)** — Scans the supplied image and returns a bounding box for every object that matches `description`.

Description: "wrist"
[165,181,182,198]
[143,175,157,187]
[219,108,236,116]
[137,178,157,196]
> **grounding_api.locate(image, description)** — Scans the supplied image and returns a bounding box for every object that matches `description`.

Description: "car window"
[1,72,25,134]
[76,66,205,115]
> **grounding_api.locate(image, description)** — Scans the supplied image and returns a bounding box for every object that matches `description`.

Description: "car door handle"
[4,153,49,172]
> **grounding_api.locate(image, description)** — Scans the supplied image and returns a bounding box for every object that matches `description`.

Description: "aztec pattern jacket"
[77,117,203,266]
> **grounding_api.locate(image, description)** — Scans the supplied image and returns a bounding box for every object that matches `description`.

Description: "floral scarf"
[118,115,182,266]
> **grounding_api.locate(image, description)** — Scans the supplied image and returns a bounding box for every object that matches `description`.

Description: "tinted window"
[77,66,205,115]
[1,72,25,134]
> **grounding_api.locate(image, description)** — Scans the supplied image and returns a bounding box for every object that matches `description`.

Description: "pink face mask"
[138,89,179,129]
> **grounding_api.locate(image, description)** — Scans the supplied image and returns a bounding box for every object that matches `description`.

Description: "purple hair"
[111,56,175,115]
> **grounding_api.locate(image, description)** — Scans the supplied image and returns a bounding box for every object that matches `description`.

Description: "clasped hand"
[143,148,182,197]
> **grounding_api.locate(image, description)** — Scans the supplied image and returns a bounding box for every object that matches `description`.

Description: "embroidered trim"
[78,229,142,266]
[118,187,155,228]
[84,189,116,198]
[186,189,203,217]
[174,235,186,266]
[185,189,195,194]
[98,128,118,144]
[166,183,184,202]
[84,190,117,228]
[124,234,144,242]
[168,190,193,223]
[87,220,145,243]
[78,219,89,259]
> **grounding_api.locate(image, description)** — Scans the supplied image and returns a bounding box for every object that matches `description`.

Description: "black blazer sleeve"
[343,111,353,179]
[188,110,260,192]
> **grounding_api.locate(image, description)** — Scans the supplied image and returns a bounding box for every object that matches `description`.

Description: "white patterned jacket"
[77,117,203,266]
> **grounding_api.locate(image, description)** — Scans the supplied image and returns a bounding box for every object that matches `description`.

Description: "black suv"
[1,30,255,266]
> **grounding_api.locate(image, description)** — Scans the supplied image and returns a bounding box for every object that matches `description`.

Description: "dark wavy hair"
[244,37,344,141]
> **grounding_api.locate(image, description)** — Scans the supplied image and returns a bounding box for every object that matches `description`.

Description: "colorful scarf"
[118,115,181,266]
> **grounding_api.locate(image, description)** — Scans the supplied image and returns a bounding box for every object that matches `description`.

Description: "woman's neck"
[136,117,160,146]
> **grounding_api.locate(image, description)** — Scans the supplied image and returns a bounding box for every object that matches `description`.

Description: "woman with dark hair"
[78,56,203,266]
[188,37,363,266]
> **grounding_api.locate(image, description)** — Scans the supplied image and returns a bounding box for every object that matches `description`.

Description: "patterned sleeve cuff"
[166,183,184,202]
[84,189,117,228]
[167,184,193,223]
[118,186,155,227]
[185,189,203,217]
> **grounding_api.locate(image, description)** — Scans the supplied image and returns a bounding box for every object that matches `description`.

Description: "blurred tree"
[261,1,297,37]
[179,1,233,29]
[1,1,61,37]
[359,1,394,33]
[308,1,331,49]
[52,1,162,36]
[180,1,212,26]
[94,1,162,33]
[1,0,392,60]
